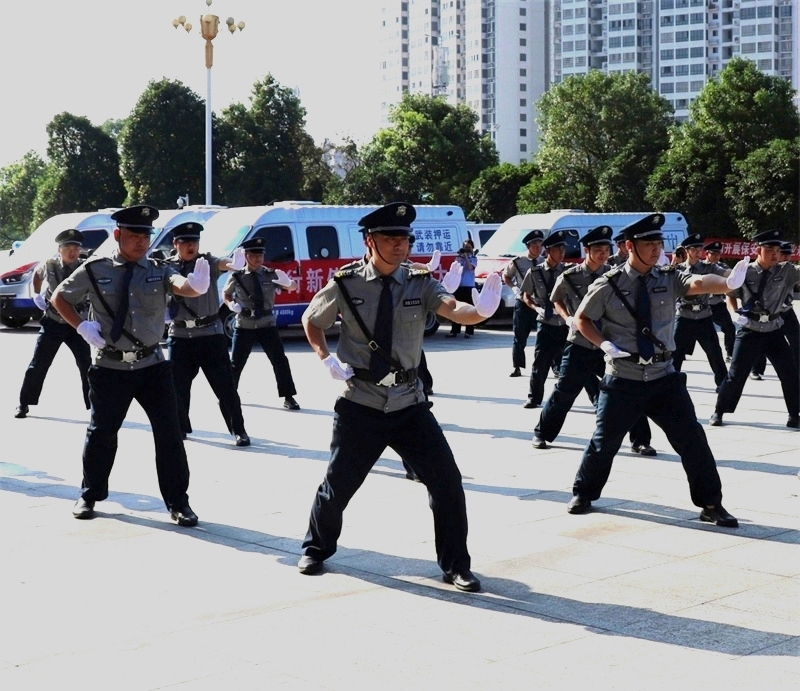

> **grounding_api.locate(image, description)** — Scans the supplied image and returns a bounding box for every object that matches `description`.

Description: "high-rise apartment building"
[379,1,797,164]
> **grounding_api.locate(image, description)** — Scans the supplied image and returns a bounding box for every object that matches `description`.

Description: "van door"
[249,224,301,326]
[299,223,346,308]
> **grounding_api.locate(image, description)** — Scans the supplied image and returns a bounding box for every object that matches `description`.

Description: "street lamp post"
[173,0,245,205]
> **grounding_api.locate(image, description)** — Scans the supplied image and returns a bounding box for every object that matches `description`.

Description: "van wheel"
[1,315,29,328]
[424,312,440,337]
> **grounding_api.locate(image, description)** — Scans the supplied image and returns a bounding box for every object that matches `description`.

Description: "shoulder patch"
[334,269,357,279]
[657,265,677,273]
[408,268,430,278]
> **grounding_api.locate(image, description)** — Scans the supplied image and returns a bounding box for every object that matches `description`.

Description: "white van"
[475,210,689,316]
[0,210,121,328]
[198,201,472,337]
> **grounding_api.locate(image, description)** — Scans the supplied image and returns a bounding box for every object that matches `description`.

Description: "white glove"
[726,256,750,290]
[228,302,243,314]
[441,261,463,293]
[322,354,354,381]
[512,286,521,299]
[185,257,210,294]
[33,292,47,311]
[600,340,631,360]
[272,269,295,289]
[228,247,246,271]
[735,313,749,326]
[656,249,670,266]
[566,315,578,334]
[425,249,441,272]
[77,320,107,349]
[533,305,547,318]
[472,272,502,319]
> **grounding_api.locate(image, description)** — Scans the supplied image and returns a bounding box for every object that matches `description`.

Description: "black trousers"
[512,299,538,368]
[449,287,474,335]
[710,301,735,358]
[230,325,297,397]
[715,327,800,418]
[19,317,90,409]
[168,334,246,436]
[751,309,799,376]
[573,372,723,508]
[528,322,568,405]
[302,398,471,574]
[672,315,728,388]
[535,342,652,446]
[80,361,190,510]
[418,350,433,394]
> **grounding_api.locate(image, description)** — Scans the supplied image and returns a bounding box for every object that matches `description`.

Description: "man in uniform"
[165,222,251,446]
[222,238,301,411]
[606,231,628,267]
[51,205,210,526]
[520,230,571,408]
[703,241,736,361]
[711,230,800,428]
[503,230,544,377]
[671,233,730,390]
[15,229,91,419]
[566,213,749,527]
[532,225,656,455]
[297,202,502,592]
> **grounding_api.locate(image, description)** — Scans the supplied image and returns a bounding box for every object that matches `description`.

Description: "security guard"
[503,229,544,377]
[567,213,749,527]
[672,233,730,389]
[15,229,91,419]
[606,231,629,267]
[51,205,210,526]
[532,225,656,455]
[165,222,251,446]
[703,241,736,361]
[222,237,301,411]
[297,202,502,592]
[711,230,800,428]
[519,229,572,408]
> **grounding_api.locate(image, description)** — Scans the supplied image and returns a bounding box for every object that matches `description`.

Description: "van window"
[251,225,295,263]
[306,225,340,259]
[80,229,112,257]
[478,229,497,247]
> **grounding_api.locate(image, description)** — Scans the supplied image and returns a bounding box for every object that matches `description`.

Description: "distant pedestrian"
[446,239,478,338]
[703,241,735,361]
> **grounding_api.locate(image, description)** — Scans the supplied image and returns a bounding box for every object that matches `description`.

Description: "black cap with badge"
[358,202,416,236]
[172,222,203,241]
[622,213,665,242]
[752,229,783,247]
[582,225,613,247]
[55,229,84,246]
[240,237,266,253]
[683,232,704,248]
[542,229,576,249]
[521,229,546,245]
[111,205,159,234]
[703,241,722,253]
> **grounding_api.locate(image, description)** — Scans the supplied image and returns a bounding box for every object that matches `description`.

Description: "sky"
[0,0,382,169]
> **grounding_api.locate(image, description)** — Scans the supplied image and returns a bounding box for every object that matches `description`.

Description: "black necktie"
[168,261,190,319]
[251,271,266,318]
[110,262,136,342]
[369,277,394,381]
[636,274,654,361]
[754,267,771,310]
[543,269,555,319]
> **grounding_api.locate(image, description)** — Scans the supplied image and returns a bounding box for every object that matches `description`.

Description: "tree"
[726,138,800,241]
[647,58,800,236]
[0,152,46,247]
[216,74,317,206]
[519,71,672,214]
[466,162,537,222]
[32,113,125,225]
[119,79,205,207]
[336,94,498,207]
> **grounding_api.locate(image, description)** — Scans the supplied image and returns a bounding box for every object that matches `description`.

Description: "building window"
[690,80,705,91]
[675,64,689,76]
[519,53,527,61]
[610,37,622,48]
[690,46,704,57]
[757,5,772,18]
[520,99,527,107]
[741,42,757,54]
[757,41,773,53]
[661,82,675,94]
[520,83,527,91]
[757,58,773,70]
[520,113,527,121]
[740,7,756,20]
[520,38,526,46]
[520,7,526,16]
[661,49,674,60]
[520,23,526,31]
[676,31,689,42]
[519,68,527,76]
[661,32,674,43]
[690,63,704,75]
[676,47,689,58]
[690,29,704,41]
[757,23,772,36]
[520,144,528,152]
[520,128,527,137]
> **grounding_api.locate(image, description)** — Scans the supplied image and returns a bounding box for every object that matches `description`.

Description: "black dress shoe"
[522,399,539,409]
[283,396,300,410]
[509,368,521,377]
[567,496,592,514]
[443,569,481,592]
[749,372,762,380]
[445,333,457,338]
[632,443,657,456]
[532,436,548,449]
[235,433,251,447]
[14,405,28,419]
[298,555,324,575]
[72,498,95,519]
[787,416,799,429]
[700,504,738,528]
[170,505,198,527]
[709,412,723,426]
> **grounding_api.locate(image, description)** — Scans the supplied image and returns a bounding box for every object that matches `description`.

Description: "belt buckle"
[184,319,196,329]
[122,351,137,364]
[758,314,769,323]
[691,305,701,312]
[638,356,654,365]
[377,371,399,387]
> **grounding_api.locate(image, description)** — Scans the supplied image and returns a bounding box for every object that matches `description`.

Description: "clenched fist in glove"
[425,249,441,272]
[272,269,296,290]
[33,292,47,311]
[228,302,243,314]
[566,315,579,334]
[441,261,463,294]
[600,340,631,360]
[725,257,750,290]
[77,320,107,349]
[734,313,749,327]
[186,256,210,294]
[322,354,354,381]
[227,247,246,271]
[472,272,502,319]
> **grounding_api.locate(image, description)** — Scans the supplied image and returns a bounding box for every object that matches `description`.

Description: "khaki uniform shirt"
[704,260,728,305]
[55,250,180,371]
[223,266,281,329]
[37,257,86,324]
[304,262,449,413]
[730,261,800,333]
[675,260,727,320]
[503,255,540,301]
[166,254,225,339]
[551,262,609,350]
[520,261,566,326]
[578,264,694,382]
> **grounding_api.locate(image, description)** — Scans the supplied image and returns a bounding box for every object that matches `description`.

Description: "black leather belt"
[173,314,219,329]
[101,344,160,363]
[679,303,705,312]
[242,308,273,318]
[741,311,780,323]
[621,352,672,364]
[352,367,419,387]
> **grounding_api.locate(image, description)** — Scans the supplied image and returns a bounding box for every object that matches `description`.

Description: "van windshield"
[477,228,548,258]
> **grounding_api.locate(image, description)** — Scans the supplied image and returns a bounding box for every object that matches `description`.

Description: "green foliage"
[0,152,46,247]
[32,113,125,225]
[523,71,672,213]
[467,162,537,222]
[119,79,205,207]
[335,94,498,206]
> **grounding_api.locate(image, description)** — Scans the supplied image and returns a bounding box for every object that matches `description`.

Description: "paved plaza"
[1,320,798,690]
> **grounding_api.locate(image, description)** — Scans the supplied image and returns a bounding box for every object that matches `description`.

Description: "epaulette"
[656,265,677,273]
[604,264,625,278]
[85,254,112,266]
[334,269,357,279]
[337,259,364,272]
[408,268,430,278]
[562,264,581,275]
